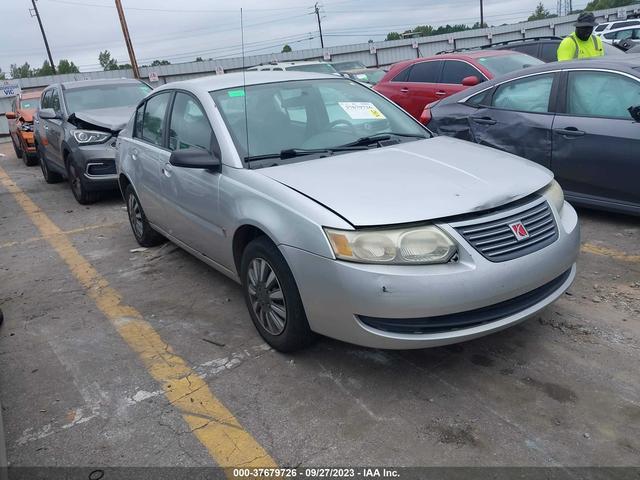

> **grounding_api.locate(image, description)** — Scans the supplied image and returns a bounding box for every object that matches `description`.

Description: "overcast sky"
[1,0,580,74]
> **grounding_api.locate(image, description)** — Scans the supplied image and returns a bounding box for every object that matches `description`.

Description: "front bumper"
[74,142,119,192]
[280,201,580,349]
[18,131,37,155]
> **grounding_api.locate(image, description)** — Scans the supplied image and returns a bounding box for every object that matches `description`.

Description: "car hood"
[17,109,35,123]
[71,106,135,132]
[258,136,553,226]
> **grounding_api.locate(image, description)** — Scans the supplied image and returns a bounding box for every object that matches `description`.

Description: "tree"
[528,2,555,21]
[150,59,170,66]
[99,50,119,71]
[57,59,79,74]
[10,63,32,78]
[585,0,634,10]
[0,68,5,80]
[281,44,292,53]
[118,63,132,70]
[195,56,204,62]
[385,32,402,40]
[37,60,55,76]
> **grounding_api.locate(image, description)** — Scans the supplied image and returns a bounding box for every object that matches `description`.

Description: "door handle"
[471,116,496,125]
[435,91,447,96]
[400,88,409,93]
[131,148,138,161]
[554,127,585,137]
[162,163,173,178]
[44,125,49,130]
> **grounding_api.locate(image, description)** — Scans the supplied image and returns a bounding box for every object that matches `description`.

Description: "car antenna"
[241,8,251,164]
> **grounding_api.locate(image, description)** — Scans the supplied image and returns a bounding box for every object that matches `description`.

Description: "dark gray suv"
[35,79,152,204]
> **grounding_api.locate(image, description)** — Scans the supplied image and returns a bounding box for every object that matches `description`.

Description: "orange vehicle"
[5,89,43,166]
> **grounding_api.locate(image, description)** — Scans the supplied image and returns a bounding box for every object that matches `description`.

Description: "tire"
[12,137,23,159]
[240,236,316,352]
[124,185,165,247]
[23,147,38,167]
[66,155,98,205]
[38,144,63,184]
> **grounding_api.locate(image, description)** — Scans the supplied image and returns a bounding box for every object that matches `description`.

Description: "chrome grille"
[454,199,558,262]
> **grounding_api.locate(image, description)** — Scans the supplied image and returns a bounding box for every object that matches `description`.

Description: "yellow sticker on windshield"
[339,102,386,120]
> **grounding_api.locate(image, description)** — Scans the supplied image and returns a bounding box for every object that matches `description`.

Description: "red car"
[373,50,543,121]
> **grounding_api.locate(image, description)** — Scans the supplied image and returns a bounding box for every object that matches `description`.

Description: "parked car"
[247,61,339,75]
[424,56,640,216]
[627,43,640,54]
[601,25,640,45]
[343,67,387,86]
[480,36,625,62]
[117,71,579,352]
[34,79,152,204]
[4,89,43,166]
[331,60,367,73]
[594,18,640,35]
[374,50,544,120]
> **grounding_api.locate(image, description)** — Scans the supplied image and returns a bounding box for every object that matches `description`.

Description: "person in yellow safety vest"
[557,11,604,61]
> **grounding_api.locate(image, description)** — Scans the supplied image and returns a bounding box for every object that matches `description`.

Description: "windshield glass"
[334,61,366,71]
[287,63,338,74]
[64,83,152,112]
[20,98,40,110]
[351,69,386,85]
[210,79,429,163]
[477,53,544,76]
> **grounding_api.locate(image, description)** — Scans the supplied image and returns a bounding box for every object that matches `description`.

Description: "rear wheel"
[38,144,63,184]
[240,237,316,352]
[67,156,98,204]
[11,137,23,159]
[124,185,165,247]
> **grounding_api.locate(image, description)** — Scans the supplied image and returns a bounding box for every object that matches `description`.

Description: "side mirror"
[462,75,480,87]
[4,112,16,120]
[39,108,58,120]
[629,105,640,122]
[169,148,221,170]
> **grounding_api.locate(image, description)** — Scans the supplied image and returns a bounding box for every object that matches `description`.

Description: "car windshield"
[350,69,386,85]
[287,63,338,74]
[210,78,429,165]
[334,61,366,71]
[20,98,40,109]
[477,53,544,76]
[64,83,152,112]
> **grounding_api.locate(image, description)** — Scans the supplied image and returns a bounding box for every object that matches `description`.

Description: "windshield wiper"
[336,132,428,148]
[244,146,369,163]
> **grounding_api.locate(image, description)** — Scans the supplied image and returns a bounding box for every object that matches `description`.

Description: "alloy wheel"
[127,193,144,239]
[69,163,82,198]
[247,257,287,335]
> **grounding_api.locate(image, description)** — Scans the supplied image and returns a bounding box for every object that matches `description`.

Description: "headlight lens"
[325,226,457,264]
[541,179,564,213]
[71,129,111,145]
[20,123,33,132]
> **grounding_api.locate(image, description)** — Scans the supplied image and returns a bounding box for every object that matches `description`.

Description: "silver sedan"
[116,71,580,352]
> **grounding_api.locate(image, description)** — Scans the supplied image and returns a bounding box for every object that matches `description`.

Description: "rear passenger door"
[468,72,558,168]
[551,70,640,207]
[396,60,444,119]
[162,91,226,264]
[130,91,173,226]
[437,60,487,98]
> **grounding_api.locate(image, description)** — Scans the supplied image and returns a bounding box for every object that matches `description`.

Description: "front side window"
[64,82,152,113]
[168,92,213,151]
[594,24,607,32]
[567,71,640,120]
[492,74,554,113]
[51,90,61,113]
[441,61,484,84]
[540,43,560,62]
[477,53,544,77]
[141,92,171,146]
[210,78,429,162]
[407,61,442,83]
[508,43,539,57]
[133,104,144,139]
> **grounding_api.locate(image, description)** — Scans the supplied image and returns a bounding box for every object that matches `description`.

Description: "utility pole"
[29,0,56,74]
[114,0,140,79]
[315,3,324,48]
[480,0,484,27]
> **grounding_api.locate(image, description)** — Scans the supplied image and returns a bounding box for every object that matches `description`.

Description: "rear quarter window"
[391,66,411,82]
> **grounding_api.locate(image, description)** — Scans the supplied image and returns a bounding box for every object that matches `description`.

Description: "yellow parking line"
[0,166,276,471]
[581,243,640,264]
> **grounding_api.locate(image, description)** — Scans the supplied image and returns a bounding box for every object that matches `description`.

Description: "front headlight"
[20,124,33,132]
[324,225,457,264]
[541,179,564,213]
[71,129,111,145]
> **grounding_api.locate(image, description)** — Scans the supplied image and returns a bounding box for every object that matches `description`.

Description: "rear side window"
[392,66,411,82]
[611,21,640,29]
[441,60,484,84]
[168,92,214,152]
[492,73,554,113]
[140,92,171,147]
[407,61,442,83]
[508,43,539,58]
[566,71,640,119]
[466,88,493,107]
[540,43,560,63]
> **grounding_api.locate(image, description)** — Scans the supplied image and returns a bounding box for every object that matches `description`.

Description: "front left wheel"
[66,156,98,205]
[240,237,316,352]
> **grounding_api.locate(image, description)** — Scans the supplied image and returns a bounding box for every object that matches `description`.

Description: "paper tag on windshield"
[339,102,386,120]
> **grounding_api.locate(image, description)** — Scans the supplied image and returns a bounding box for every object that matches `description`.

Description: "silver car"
[116,72,580,352]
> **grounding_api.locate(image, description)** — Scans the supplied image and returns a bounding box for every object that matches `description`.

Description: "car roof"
[253,60,330,68]
[59,78,145,90]
[388,49,519,70]
[153,71,338,93]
